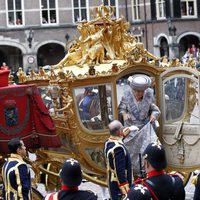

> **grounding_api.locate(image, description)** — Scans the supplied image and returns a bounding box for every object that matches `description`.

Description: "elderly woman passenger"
[118,74,160,175]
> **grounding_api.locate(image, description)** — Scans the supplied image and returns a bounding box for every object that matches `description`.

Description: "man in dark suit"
[104,120,132,200]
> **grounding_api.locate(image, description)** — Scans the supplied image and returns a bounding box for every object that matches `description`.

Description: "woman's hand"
[123,113,130,121]
[150,114,156,122]
[122,127,131,137]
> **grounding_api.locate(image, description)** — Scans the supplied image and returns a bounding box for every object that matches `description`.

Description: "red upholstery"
[0,84,61,153]
[0,70,10,87]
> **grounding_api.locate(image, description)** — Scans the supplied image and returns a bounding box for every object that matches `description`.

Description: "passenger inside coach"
[75,85,113,130]
[78,87,99,121]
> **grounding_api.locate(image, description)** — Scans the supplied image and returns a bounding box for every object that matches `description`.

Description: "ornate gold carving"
[88,64,96,75]
[53,5,159,69]
[17,67,27,83]
[184,54,196,68]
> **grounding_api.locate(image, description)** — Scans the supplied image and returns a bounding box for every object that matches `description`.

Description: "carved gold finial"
[58,65,66,80]
[185,54,195,68]
[89,64,96,76]
[49,68,57,80]
[39,67,48,79]
[30,69,38,79]
[17,67,27,83]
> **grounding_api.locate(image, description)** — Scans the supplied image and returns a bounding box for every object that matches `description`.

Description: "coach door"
[159,66,200,171]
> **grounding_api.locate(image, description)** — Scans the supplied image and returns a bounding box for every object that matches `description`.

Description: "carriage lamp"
[27,29,34,48]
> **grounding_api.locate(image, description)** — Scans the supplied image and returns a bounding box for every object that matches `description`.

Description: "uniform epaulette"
[168,172,183,181]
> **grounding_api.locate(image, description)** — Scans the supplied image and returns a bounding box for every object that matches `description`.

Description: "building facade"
[0,0,200,72]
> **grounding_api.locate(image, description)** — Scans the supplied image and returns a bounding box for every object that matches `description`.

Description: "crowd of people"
[181,44,200,67]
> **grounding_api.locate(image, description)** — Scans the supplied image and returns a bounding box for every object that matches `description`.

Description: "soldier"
[104,120,132,200]
[133,142,185,200]
[2,138,32,200]
[44,158,97,200]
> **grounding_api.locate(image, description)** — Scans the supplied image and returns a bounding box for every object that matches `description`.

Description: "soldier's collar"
[61,185,78,191]
[147,170,165,178]
[9,153,24,161]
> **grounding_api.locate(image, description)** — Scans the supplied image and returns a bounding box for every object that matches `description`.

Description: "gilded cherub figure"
[17,67,26,83]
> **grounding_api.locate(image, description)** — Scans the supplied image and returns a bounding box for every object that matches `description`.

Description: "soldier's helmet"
[128,74,151,91]
[126,184,152,200]
[59,158,82,186]
[143,142,167,170]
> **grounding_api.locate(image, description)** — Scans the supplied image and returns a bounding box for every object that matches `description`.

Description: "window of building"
[131,0,140,21]
[7,0,24,26]
[160,37,169,57]
[103,0,119,18]
[181,0,196,17]
[41,0,57,24]
[72,0,89,23]
[135,35,142,43]
[156,0,166,19]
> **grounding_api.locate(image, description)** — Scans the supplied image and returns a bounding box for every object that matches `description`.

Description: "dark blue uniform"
[134,171,185,200]
[2,154,32,200]
[104,137,132,200]
[44,189,97,200]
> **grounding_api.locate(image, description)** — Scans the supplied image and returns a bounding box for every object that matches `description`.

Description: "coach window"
[74,84,113,131]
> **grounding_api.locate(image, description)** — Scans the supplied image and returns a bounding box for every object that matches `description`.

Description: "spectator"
[1,62,9,70]
[190,44,197,59]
